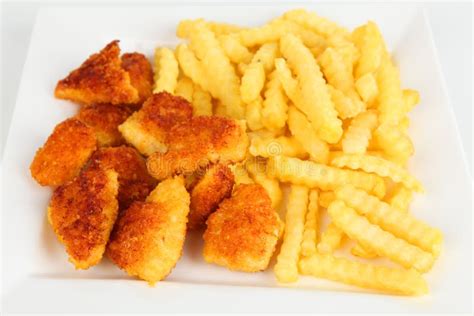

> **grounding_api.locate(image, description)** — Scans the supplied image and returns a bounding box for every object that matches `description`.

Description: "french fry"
[341,110,378,154]
[301,190,319,257]
[328,200,435,272]
[241,61,265,104]
[246,159,282,209]
[299,253,428,296]
[403,89,420,112]
[355,73,378,105]
[330,153,424,192]
[317,223,344,253]
[251,42,279,72]
[374,123,414,165]
[219,34,253,64]
[318,191,335,208]
[319,47,353,93]
[352,21,385,79]
[274,185,308,283]
[376,56,405,125]
[283,9,350,38]
[249,135,307,159]
[386,184,413,212]
[175,76,194,102]
[261,70,289,131]
[327,85,365,119]
[229,163,254,185]
[176,43,210,92]
[268,155,385,197]
[192,84,213,116]
[153,47,179,93]
[288,106,329,164]
[245,96,264,131]
[177,19,242,38]
[335,185,442,256]
[351,243,378,259]
[280,34,342,143]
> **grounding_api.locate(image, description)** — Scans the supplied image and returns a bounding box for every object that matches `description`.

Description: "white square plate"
[2,3,472,313]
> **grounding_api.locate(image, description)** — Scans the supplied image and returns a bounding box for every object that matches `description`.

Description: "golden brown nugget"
[77,104,134,147]
[87,146,157,210]
[118,92,193,156]
[30,118,97,186]
[107,177,190,284]
[188,163,234,229]
[55,40,139,105]
[203,184,282,272]
[121,53,154,105]
[147,116,248,180]
[48,167,119,269]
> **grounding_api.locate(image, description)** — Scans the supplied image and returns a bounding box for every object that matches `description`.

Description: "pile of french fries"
[153,8,442,295]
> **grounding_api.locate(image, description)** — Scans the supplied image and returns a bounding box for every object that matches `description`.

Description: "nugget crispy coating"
[107,177,190,284]
[188,164,234,229]
[30,118,97,186]
[118,92,193,156]
[147,117,248,180]
[55,40,139,105]
[48,168,119,269]
[121,53,153,105]
[77,104,134,147]
[203,184,282,272]
[87,146,157,210]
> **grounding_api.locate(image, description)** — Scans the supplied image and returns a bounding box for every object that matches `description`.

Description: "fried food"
[107,177,190,284]
[188,163,234,229]
[55,40,139,105]
[147,116,248,180]
[30,118,97,186]
[118,92,193,156]
[203,184,282,272]
[87,146,157,210]
[121,52,153,105]
[77,104,134,147]
[48,167,119,269]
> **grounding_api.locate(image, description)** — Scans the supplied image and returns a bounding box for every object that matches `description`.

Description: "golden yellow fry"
[261,70,289,131]
[319,47,353,93]
[176,43,210,92]
[351,243,378,259]
[283,9,350,38]
[218,34,253,64]
[355,73,378,105]
[352,21,385,79]
[342,110,378,154]
[274,58,299,101]
[299,253,428,296]
[376,56,405,125]
[175,76,194,102]
[280,34,342,143]
[245,96,264,131]
[327,85,365,119]
[399,116,410,132]
[403,89,420,112]
[386,184,413,212]
[229,163,254,185]
[318,191,335,208]
[241,61,265,104]
[301,190,319,257]
[328,200,435,272]
[249,136,307,159]
[288,106,329,164]
[334,43,359,76]
[251,42,279,72]
[246,159,282,209]
[187,20,244,119]
[317,223,344,253]
[335,185,442,256]
[330,153,424,192]
[192,84,213,116]
[374,123,414,165]
[268,155,385,197]
[274,185,309,283]
[153,47,179,93]
[177,19,242,38]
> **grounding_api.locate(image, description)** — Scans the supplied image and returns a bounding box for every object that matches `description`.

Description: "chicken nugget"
[188,163,234,229]
[147,116,248,180]
[87,146,157,210]
[107,177,190,284]
[203,183,282,272]
[121,53,153,105]
[48,167,119,269]
[55,40,139,105]
[118,92,193,156]
[30,118,97,186]
[77,104,134,147]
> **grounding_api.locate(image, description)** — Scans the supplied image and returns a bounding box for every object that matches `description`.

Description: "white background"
[1,1,472,175]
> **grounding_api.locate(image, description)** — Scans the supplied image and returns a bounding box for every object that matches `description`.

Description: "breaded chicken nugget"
[188,163,234,229]
[121,53,153,105]
[107,177,190,284]
[30,118,97,186]
[118,92,193,156]
[203,184,282,272]
[77,104,134,147]
[48,167,119,269]
[55,40,139,105]
[87,146,157,210]
[147,117,248,180]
